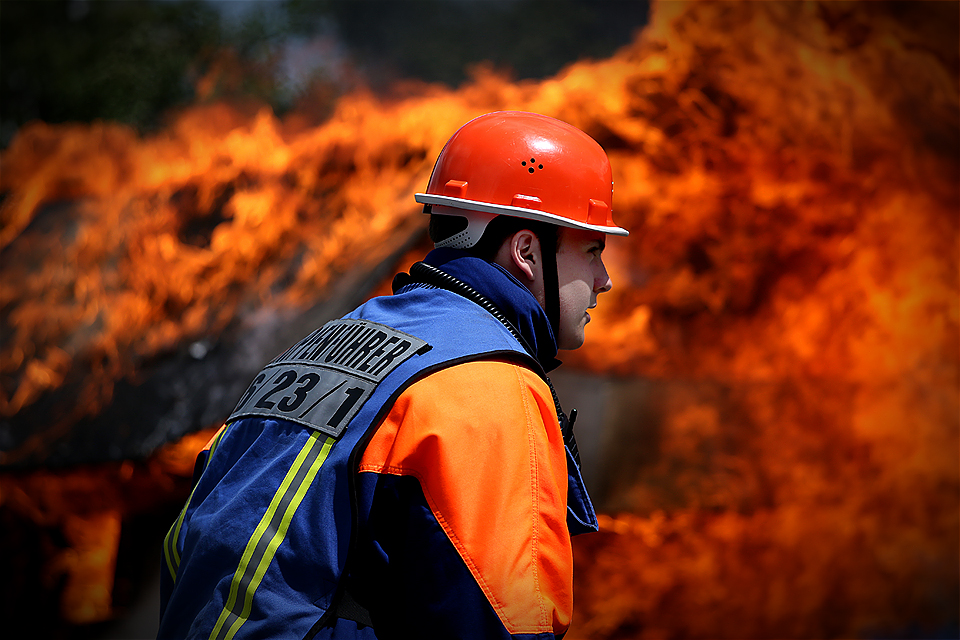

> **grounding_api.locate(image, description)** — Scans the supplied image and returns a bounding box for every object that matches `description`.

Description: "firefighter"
[159,111,629,639]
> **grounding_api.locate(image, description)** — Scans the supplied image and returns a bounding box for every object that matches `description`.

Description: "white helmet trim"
[416,193,630,245]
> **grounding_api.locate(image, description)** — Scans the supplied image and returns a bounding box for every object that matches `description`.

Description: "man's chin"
[557,332,586,351]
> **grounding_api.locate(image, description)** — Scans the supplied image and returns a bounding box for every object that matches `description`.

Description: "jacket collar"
[405,248,561,371]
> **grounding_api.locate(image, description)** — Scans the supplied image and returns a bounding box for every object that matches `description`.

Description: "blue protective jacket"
[158,250,598,639]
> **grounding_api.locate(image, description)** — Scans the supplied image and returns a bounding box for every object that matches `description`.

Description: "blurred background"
[1,1,957,638]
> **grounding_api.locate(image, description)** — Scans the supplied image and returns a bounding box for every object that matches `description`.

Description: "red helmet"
[416,111,629,248]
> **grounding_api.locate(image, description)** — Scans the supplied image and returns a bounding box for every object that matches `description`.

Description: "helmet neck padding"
[429,206,497,250]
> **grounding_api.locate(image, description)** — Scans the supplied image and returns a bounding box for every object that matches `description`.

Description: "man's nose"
[595,265,612,294]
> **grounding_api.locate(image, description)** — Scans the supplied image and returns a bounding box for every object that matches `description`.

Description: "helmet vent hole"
[521,158,544,174]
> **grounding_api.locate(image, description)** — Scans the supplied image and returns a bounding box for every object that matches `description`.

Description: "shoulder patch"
[229,319,431,437]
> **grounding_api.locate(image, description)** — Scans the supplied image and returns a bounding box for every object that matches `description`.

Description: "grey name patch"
[229,319,431,437]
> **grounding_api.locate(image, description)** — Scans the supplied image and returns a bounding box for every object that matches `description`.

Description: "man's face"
[555,227,613,350]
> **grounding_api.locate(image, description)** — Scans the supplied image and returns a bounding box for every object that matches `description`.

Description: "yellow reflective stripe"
[209,432,334,640]
[163,426,229,582]
[163,517,182,581]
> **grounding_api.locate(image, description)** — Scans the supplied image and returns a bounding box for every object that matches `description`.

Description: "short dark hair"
[429,213,560,261]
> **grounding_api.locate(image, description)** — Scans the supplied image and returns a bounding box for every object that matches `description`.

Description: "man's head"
[491,225,612,350]
[418,111,627,349]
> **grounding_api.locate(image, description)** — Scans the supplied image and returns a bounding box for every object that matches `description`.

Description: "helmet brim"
[416,193,630,238]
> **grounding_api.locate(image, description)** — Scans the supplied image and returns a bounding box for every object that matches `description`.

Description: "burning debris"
[1,1,957,637]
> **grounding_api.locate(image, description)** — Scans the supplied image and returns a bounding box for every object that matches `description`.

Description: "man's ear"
[491,229,546,306]
[506,229,541,282]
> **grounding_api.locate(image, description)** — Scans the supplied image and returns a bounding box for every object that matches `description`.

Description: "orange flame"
[0,427,218,626]
[1,1,957,636]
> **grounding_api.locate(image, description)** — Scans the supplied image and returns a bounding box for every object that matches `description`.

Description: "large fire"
[1,1,957,637]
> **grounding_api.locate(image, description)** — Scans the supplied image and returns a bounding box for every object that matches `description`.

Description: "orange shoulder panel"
[358,360,572,635]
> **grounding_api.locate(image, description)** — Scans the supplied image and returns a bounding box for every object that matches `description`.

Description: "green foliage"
[1,0,223,141]
[0,0,649,146]
[293,0,649,87]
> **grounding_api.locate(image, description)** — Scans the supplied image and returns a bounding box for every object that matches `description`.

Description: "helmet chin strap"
[539,225,561,343]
